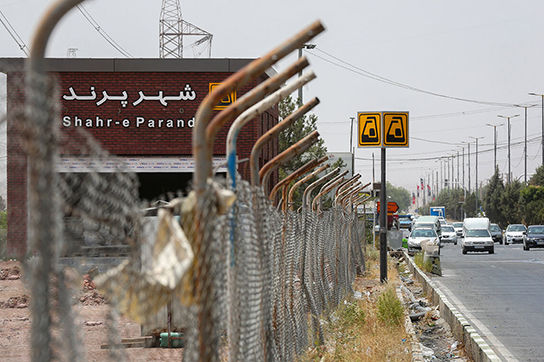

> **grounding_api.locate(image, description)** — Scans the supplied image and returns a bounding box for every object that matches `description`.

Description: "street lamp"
[514,104,536,184]
[485,122,504,173]
[469,136,484,214]
[298,43,316,104]
[498,114,520,183]
[528,92,544,166]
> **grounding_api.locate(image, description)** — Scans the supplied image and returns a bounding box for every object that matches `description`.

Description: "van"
[413,215,441,236]
[462,217,493,254]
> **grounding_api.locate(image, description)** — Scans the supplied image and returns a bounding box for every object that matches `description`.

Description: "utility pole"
[529,93,544,166]
[486,123,502,172]
[462,147,465,191]
[372,152,375,184]
[297,44,316,104]
[451,155,455,189]
[457,151,459,189]
[470,137,484,213]
[468,143,471,192]
[498,114,520,183]
[515,105,535,183]
[440,160,443,192]
[350,116,355,177]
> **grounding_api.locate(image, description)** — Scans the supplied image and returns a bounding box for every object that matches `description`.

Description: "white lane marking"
[434,280,519,362]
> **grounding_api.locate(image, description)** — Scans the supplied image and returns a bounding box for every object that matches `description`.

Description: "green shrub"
[339,302,366,327]
[0,211,6,229]
[377,287,404,326]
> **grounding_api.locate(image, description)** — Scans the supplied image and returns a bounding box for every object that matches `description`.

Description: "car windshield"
[442,226,454,232]
[490,224,501,232]
[507,225,526,232]
[399,216,411,220]
[411,229,437,238]
[466,229,490,237]
[415,223,434,229]
[528,226,544,234]
[453,222,463,228]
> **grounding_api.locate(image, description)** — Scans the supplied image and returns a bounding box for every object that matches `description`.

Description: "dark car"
[490,223,503,244]
[524,225,544,250]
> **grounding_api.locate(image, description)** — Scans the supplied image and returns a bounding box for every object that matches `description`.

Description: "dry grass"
[302,246,411,362]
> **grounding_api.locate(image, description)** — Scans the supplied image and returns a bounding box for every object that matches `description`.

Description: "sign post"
[358,111,409,283]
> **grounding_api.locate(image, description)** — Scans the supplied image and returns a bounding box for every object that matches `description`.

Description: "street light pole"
[529,93,544,166]
[297,43,316,104]
[498,114,520,184]
[350,116,355,177]
[470,136,484,214]
[486,123,503,173]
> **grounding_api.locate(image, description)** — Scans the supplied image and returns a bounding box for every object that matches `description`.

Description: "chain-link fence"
[1,11,368,361]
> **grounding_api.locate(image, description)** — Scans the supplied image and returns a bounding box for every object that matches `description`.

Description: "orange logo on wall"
[209,83,237,110]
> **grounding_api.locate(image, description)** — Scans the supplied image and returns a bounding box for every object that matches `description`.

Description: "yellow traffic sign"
[358,112,381,147]
[383,112,409,147]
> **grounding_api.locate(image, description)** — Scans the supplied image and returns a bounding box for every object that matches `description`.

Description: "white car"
[462,228,494,254]
[504,224,526,245]
[407,228,440,254]
[440,225,458,245]
[452,222,463,237]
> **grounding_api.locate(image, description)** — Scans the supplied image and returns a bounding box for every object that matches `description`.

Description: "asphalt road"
[433,241,544,361]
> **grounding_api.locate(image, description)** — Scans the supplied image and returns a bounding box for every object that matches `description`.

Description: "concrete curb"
[403,251,501,362]
[396,285,424,362]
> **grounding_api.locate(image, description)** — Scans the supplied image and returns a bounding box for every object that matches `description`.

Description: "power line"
[0,10,28,56]
[77,4,133,58]
[307,48,536,108]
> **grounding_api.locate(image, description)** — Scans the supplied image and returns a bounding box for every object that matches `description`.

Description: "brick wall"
[7,69,278,257]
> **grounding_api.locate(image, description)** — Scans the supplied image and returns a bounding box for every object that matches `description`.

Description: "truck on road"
[462,217,494,254]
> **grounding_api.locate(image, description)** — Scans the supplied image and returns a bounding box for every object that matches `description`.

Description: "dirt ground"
[0,260,183,361]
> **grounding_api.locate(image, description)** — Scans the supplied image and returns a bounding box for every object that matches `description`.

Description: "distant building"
[327,152,353,176]
[3,58,279,257]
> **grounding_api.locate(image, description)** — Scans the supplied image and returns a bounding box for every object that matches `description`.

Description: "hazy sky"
[1,0,544,196]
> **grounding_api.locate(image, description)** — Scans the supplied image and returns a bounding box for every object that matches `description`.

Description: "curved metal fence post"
[194,20,325,193]
[269,155,327,202]
[287,164,329,211]
[26,1,85,361]
[311,175,346,212]
[335,174,361,197]
[259,131,320,191]
[226,71,317,189]
[336,181,361,207]
[249,98,320,186]
[302,168,346,209]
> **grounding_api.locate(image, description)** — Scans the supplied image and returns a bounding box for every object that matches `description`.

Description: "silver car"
[407,227,440,253]
[440,225,458,245]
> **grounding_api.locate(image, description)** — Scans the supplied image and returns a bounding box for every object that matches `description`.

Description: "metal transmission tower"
[159,0,212,58]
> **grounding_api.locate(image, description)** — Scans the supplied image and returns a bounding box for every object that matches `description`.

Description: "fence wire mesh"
[1,59,366,361]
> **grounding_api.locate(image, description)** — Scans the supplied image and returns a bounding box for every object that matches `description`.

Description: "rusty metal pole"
[334,178,361,206]
[259,131,320,191]
[310,172,346,211]
[195,21,325,192]
[26,1,86,361]
[312,176,347,212]
[336,182,362,207]
[287,164,329,211]
[302,169,345,208]
[192,21,325,361]
[269,155,327,203]
[336,174,361,198]
[226,71,317,188]
[250,98,320,186]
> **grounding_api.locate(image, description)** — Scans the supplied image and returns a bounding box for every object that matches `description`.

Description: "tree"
[500,180,523,225]
[520,186,544,225]
[529,165,544,186]
[386,182,411,212]
[482,166,505,227]
[277,96,330,209]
